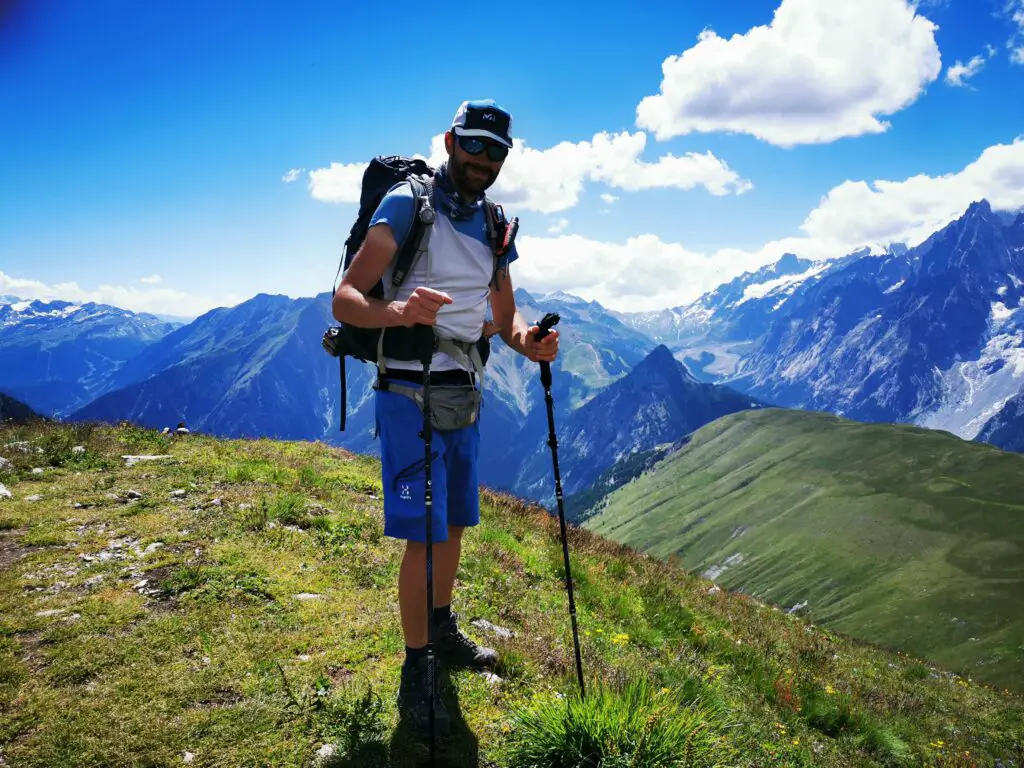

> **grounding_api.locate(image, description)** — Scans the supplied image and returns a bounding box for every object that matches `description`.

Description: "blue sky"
[1,0,1023,316]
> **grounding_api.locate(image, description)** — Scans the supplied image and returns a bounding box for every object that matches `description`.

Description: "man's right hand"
[399,287,453,327]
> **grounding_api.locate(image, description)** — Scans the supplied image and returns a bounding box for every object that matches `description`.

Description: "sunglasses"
[457,135,509,162]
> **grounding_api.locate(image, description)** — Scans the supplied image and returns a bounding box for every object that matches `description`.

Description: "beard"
[449,153,498,197]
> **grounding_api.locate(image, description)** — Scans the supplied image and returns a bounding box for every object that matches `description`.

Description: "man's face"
[447,132,505,197]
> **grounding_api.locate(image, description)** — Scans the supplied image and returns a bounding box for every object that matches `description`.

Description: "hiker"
[331,99,559,734]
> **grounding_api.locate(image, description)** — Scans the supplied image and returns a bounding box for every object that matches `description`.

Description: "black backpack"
[322,155,518,431]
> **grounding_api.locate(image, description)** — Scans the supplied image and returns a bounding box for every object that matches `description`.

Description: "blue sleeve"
[368,181,416,246]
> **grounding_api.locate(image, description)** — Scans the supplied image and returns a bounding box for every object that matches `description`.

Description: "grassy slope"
[0,419,1020,767]
[584,408,1024,695]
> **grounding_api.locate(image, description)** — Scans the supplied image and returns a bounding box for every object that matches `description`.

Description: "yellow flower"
[792,738,800,745]
[611,633,630,645]
[825,684,836,695]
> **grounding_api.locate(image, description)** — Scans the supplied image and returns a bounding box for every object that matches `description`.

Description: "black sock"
[433,603,452,625]
[405,644,427,666]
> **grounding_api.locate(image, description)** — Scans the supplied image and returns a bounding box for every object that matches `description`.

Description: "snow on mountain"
[721,200,1024,445]
[917,299,1024,438]
[0,299,176,416]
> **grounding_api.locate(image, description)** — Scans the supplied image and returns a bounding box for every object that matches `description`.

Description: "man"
[331,99,559,735]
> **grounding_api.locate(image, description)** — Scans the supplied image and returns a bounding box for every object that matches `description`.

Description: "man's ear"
[444,130,454,155]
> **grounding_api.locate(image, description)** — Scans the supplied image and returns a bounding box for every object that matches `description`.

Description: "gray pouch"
[387,383,481,431]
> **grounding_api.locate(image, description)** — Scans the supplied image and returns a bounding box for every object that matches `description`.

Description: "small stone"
[31,467,44,475]
[135,579,150,589]
[0,483,11,499]
[297,654,311,662]
[126,489,143,500]
[0,456,10,469]
[24,494,42,502]
[143,542,165,555]
[294,593,322,601]
[707,585,721,595]
[170,489,186,498]
[202,656,210,665]
[470,619,515,640]
[35,609,66,617]
[72,446,86,454]
[182,752,195,764]
[314,743,337,762]
[122,454,172,467]
[481,672,503,685]
[209,498,222,507]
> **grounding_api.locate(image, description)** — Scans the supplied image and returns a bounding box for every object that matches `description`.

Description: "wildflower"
[611,633,630,645]
[825,684,836,695]
[792,738,800,745]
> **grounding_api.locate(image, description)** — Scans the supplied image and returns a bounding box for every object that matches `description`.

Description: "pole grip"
[534,312,559,389]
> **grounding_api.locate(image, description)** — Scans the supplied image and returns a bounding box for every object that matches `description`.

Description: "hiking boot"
[433,611,498,670]
[397,654,450,737]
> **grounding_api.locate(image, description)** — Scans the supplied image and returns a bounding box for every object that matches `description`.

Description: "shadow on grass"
[330,665,481,768]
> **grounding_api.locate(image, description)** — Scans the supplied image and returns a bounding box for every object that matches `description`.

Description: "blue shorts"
[375,380,481,543]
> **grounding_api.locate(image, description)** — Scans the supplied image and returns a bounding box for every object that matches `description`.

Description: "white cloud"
[547,219,569,235]
[800,136,1024,252]
[139,274,161,285]
[282,168,304,183]
[309,130,751,213]
[512,136,1024,312]
[0,272,243,319]
[1009,0,1024,63]
[513,232,816,312]
[308,162,367,203]
[600,193,620,205]
[945,53,988,87]
[635,0,942,147]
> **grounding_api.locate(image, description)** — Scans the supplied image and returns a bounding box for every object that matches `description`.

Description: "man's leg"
[398,526,463,647]
[376,384,451,734]
[430,419,497,670]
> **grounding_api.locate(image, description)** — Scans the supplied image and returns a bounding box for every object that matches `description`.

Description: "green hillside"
[0,419,1021,766]
[583,408,1024,695]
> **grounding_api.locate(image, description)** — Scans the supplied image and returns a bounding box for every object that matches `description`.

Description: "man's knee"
[448,525,465,541]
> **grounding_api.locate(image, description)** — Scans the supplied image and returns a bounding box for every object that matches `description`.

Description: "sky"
[1,0,1024,318]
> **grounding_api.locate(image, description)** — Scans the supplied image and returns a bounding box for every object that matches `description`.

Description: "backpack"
[322,155,518,431]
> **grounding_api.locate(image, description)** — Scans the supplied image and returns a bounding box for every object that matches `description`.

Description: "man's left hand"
[525,326,559,363]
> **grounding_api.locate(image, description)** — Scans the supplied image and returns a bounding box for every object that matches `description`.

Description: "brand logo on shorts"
[400,484,412,501]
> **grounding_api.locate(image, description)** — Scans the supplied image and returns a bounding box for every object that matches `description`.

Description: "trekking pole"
[415,324,438,765]
[534,312,585,699]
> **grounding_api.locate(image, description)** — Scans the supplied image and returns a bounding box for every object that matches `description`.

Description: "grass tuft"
[504,676,732,768]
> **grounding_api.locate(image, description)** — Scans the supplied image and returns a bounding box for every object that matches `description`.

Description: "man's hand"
[525,325,559,363]
[399,287,453,327]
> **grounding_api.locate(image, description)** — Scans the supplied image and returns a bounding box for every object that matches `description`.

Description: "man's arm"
[333,224,452,329]
[332,224,408,328]
[489,267,558,362]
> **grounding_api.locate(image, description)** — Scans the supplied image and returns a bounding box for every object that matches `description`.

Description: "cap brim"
[453,126,513,148]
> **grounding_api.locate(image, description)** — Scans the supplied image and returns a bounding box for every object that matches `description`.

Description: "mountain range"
[615,201,1024,448]
[2,199,1023,508]
[0,298,177,416]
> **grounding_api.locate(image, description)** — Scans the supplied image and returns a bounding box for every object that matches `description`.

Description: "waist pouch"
[378,381,481,432]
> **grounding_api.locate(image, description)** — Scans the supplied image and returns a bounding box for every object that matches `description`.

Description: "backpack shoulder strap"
[386,176,435,300]
[483,198,519,289]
